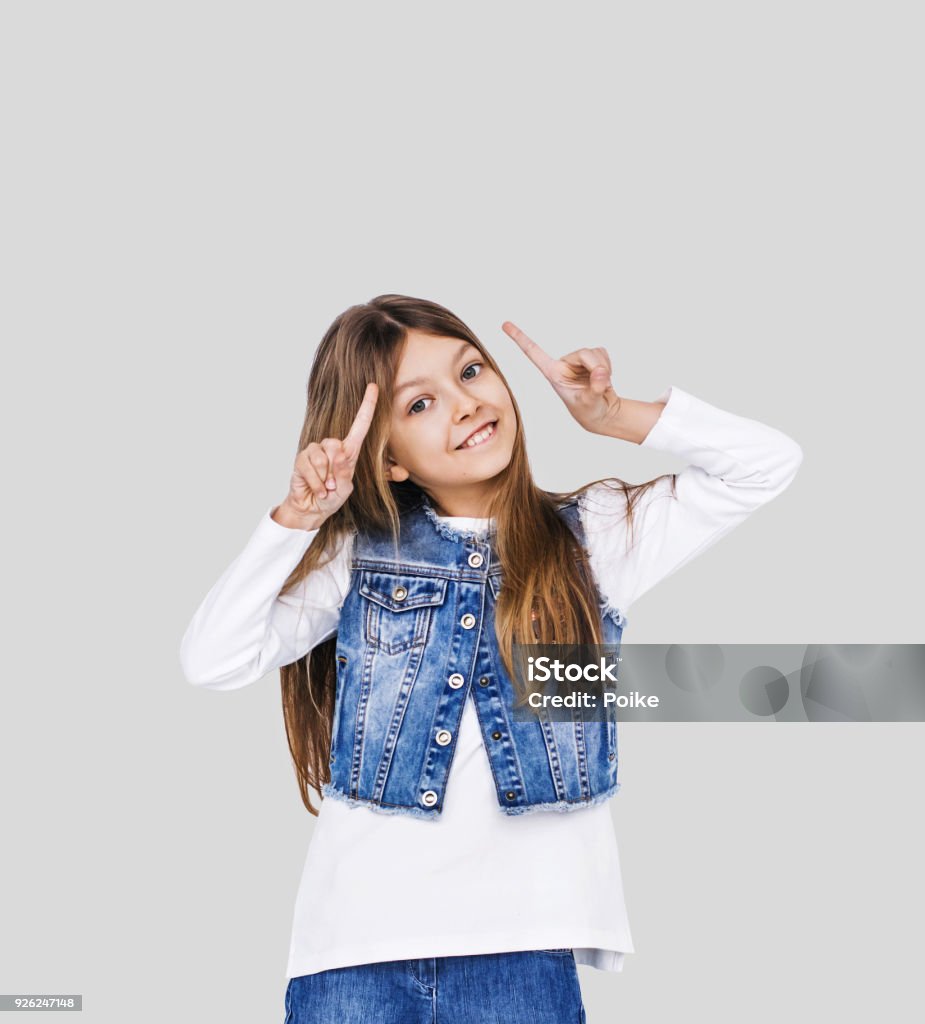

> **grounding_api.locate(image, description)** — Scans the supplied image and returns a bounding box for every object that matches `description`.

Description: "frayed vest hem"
[500,782,622,817]
[320,781,622,819]
[321,782,442,822]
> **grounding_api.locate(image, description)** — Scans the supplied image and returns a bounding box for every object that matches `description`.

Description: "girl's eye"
[408,362,484,415]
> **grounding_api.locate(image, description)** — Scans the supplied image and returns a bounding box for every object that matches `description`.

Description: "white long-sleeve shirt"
[179,385,803,979]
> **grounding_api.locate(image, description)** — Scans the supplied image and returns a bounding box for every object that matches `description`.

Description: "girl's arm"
[179,508,351,691]
[580,385,804,611]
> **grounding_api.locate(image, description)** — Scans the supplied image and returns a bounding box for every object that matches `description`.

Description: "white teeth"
[461,422,496,448]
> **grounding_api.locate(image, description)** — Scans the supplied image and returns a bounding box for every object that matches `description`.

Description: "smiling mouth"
[456,421,498,450]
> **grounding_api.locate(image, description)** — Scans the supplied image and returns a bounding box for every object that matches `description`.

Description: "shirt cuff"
[639,385,693,448]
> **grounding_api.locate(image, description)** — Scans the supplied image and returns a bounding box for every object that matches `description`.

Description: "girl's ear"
[384,454,411,482]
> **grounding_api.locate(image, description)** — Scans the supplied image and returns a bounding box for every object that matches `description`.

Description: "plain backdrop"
[2,2,923,1022]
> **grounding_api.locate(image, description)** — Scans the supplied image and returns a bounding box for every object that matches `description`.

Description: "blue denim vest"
[321,488,627,820]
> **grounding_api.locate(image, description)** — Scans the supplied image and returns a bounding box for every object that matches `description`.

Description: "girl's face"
[384,330,517,517]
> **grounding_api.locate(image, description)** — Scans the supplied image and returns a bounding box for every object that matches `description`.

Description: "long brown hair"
[279,294,676,814]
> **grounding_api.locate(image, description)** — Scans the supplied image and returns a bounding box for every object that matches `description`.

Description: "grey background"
[2,2,922,1022]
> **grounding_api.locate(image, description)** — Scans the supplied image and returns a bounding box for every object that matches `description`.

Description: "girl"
[180,294,802,1023]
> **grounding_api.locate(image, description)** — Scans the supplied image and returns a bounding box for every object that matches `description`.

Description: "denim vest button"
[421,790,438,807]
[467,552,484,568]
[448,673,465,689]
[392,586,408,601]
[505,791,516,800]
[435,729,452,746]
[479,677,489,686]
[491,730,502,740]
[460,613,476,628]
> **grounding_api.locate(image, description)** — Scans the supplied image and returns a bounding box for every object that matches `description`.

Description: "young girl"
[180,294,802,1023]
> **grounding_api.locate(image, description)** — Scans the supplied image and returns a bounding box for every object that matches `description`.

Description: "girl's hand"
[276,383,379,531]
[502,321,623,436]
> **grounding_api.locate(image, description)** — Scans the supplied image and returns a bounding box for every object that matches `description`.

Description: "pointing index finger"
[501,321,557,379]
[343,382,379,459]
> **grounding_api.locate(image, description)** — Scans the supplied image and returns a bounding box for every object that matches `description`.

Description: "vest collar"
[415,487,498,543]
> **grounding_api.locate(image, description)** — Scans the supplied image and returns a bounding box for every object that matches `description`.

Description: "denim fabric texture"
[323,485,626,819]
[284,949,586,1023]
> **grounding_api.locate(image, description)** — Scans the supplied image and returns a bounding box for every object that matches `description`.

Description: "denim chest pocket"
[359,571,448,655]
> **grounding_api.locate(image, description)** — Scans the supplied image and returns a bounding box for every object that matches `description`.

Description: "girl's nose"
[452,391,481,421]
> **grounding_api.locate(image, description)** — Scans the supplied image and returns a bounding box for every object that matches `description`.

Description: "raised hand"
[275,382,379,530]
[502,321,623,436]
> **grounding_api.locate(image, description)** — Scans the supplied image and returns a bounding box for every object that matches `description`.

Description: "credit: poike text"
[527,690,660,708]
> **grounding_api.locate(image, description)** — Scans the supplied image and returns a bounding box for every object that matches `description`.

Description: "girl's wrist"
[271,501,325,532]
[597,397,668,444]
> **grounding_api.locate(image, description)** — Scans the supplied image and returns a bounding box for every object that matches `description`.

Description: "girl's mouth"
[456,421,498,450]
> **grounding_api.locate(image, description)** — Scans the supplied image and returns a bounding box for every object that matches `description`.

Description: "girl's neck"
[421,479,502,518]
[437,509,491,520]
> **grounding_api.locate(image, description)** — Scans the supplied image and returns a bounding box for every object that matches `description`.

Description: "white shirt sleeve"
[179,507,353,690]
[579,385,804,612]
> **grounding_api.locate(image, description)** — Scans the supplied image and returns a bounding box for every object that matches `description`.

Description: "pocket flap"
[360,572,447,612]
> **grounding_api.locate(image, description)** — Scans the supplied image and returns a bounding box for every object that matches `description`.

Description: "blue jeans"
[284,949,586,1023]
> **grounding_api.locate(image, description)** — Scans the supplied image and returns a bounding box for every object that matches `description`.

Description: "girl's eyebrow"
[392,341,476,398]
